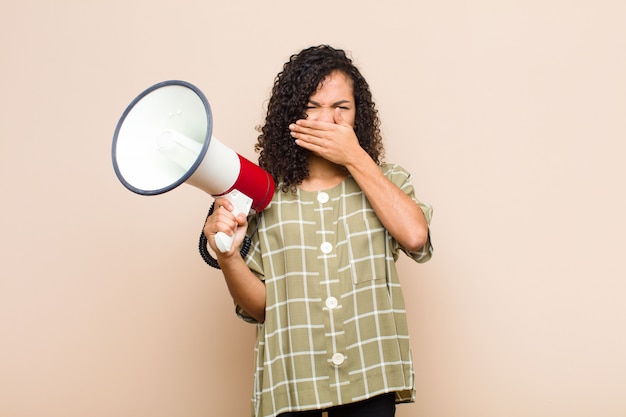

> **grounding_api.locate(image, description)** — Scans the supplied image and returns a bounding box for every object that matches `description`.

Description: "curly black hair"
[255,45,384,193]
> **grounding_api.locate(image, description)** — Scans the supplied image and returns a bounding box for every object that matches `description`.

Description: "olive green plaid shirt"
[239,163,433,417]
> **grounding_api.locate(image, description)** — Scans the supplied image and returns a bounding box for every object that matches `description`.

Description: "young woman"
[204,45,433,417]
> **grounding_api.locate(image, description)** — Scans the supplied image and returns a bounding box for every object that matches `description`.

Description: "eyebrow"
[308,99,352,106]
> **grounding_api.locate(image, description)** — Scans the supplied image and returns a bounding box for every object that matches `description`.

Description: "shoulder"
[380,163,413,185]
[380,162,410,175]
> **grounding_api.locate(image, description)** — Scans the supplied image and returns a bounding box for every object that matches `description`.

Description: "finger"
[290,122,315,138]
[291,129,320,148]
[214,217,239,238]
[333,107,346,125]
[291,124,336,143]
[235,212,248,226]
[214,197,234,212]
[203,217,235,242]
[293,119,334,132]
[294,137,319,152]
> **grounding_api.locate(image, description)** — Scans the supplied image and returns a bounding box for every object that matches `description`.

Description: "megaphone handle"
[215,232,234,253]
[213,189,254,253]
[199,202,253,270]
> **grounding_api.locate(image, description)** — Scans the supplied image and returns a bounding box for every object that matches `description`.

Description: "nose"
[312,107,335,123]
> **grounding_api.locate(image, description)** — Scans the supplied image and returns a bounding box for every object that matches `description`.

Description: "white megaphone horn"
[112,80,275,253]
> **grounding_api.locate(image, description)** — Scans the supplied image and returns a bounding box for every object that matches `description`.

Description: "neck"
[299,155,347,191]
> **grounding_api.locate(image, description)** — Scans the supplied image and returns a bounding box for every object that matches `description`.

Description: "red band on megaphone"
[216,154,275,213]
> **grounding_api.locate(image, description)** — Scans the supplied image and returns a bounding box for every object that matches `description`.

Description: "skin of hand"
[289,108,365,167]
[203,197,249,257]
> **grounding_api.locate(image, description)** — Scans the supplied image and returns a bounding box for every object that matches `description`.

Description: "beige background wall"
[1,1,625,416]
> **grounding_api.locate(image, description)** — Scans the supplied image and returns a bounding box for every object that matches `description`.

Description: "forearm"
[345,151,429,252]
[203,197,266,322]
[217,253,266,323]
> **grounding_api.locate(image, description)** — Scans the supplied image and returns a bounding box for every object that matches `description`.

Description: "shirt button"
[320,242,333,254]
[325,296,338,309]
[317,192,329,204]
[331,353,345,366]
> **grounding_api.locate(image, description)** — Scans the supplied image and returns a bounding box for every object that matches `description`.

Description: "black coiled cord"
[198,202,252,269]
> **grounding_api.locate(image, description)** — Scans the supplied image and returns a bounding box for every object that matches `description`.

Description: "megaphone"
[112,80,275,253]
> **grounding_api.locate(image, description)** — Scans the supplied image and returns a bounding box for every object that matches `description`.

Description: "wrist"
[216,249,244,268]
[345,148,376,174]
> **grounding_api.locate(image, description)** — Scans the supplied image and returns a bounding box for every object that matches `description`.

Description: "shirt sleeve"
[384,164,434,263]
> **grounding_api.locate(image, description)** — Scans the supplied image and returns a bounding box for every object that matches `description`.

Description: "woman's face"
[305,70,356,127]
